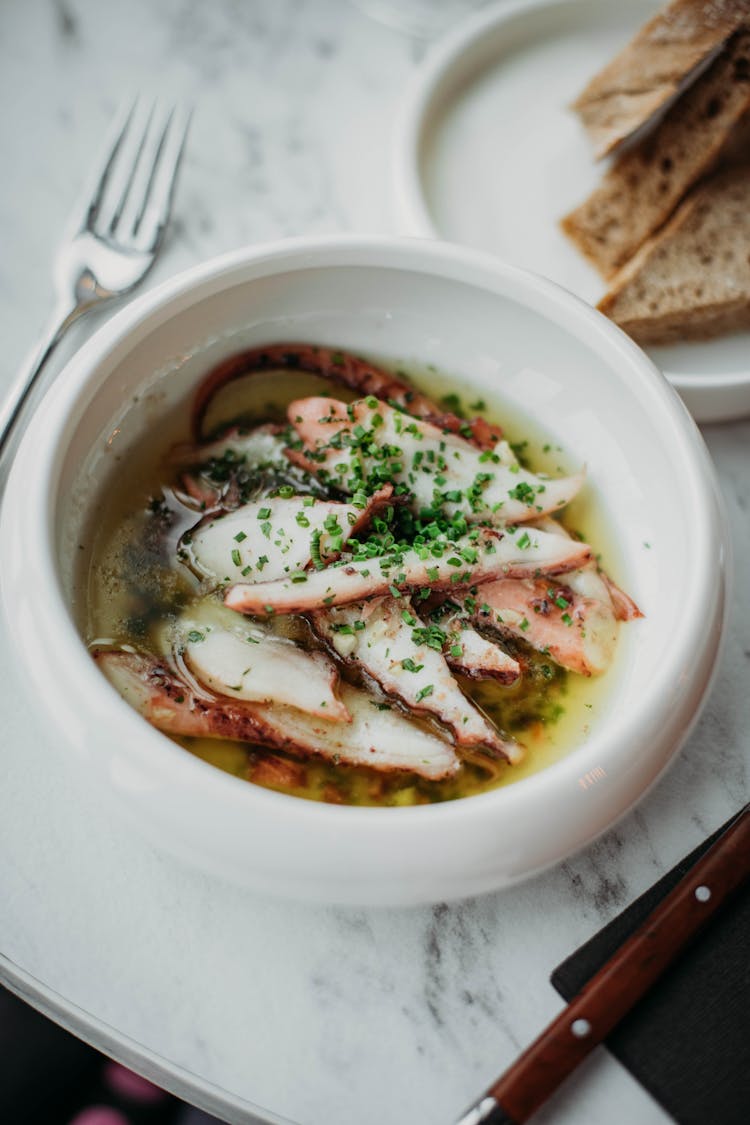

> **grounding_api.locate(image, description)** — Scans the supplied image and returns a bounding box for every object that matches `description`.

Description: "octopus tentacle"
[181,485,395,585]
[94,648,459,781]
[461,577,618,677]
[531,516,643,622]
[430,604,521,683]
[172,423,289,514]
[190,343,502,449]
[602,573,643,622]
[224,526,591,616]
[174,604,350,722]
[311,596,522,763]
[286,396,584,525]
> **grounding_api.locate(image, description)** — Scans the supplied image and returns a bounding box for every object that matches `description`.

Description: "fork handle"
[0,297,89,461]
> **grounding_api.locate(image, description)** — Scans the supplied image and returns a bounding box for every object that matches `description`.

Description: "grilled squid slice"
[173,604,349,722]
[94,649,459,780]
[182,486,394,584]
[286,397,584,525]
[223,526,591,615]
[190,342,502,449]
[311,597,522,763]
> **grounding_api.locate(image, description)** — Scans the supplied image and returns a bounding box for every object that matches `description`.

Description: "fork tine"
[92,99,156,235]
[1,99,189,454]
[127,105,178,236]
[104,101,156,235]
[133,105,192,252]
[64,99,138,236]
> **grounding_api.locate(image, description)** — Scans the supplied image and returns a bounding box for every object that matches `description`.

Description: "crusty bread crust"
[573,0,749,159]
[604,297,750,344]
[563,30,750,278]
[715,103,750,162]
[597,164,750,344]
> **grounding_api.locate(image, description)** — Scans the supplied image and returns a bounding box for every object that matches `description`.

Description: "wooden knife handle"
[455,805,750,1125]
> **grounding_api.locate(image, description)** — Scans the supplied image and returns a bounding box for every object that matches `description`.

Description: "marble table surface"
[1,2,748,1123]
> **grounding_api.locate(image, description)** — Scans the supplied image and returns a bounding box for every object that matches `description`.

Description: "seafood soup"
[84,345,641,807]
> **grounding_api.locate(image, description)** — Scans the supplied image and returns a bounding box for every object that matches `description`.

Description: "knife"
[455,804,750,1125]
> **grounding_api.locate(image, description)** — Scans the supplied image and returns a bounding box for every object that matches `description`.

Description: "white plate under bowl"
[0,235,728,905]
[394,0,750,424]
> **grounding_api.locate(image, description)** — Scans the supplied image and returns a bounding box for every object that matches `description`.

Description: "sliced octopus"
[286,396,584,524]
[446,521,642,676]
[223,525,591,615]
[190,342,503,449]
[94,648,459,781]
[460,578,618,677]
[311,596,522,763]
[426,603,521,683]
[93,342,644,792]
[172,423,287,469]
[174,423,288,511]
[182,486,394,584]
[171,602,349,721]
[531,516,642,622]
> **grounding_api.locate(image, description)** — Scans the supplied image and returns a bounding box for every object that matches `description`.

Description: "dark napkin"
[551,813,750,1125]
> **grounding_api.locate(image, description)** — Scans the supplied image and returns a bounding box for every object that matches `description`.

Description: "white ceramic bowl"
[0,235,728,905]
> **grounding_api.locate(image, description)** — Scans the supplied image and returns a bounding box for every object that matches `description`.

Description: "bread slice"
[715,103,750,163]
[562,30,750,278]
[572,0,748,159]
[597,164,750,344]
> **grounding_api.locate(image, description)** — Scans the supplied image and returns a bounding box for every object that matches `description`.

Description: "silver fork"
[0,100,191,457]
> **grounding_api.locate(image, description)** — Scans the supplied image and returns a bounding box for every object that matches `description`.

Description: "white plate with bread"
[394,0,750,423]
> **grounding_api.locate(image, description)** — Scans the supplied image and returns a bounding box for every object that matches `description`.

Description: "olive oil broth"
[81,361,621,806]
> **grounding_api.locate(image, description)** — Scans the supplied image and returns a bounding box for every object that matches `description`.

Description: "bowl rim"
[1,232,727,832]
[390,0,750,396]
